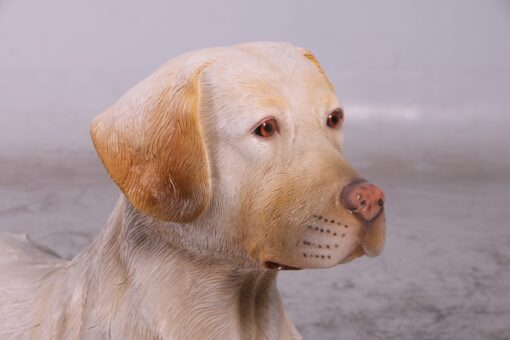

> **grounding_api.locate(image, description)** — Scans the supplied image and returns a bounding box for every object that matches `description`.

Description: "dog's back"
[0,233,65,339]
[0,233,61,263]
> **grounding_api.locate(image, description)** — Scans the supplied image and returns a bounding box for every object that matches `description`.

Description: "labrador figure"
[0,42,386,340]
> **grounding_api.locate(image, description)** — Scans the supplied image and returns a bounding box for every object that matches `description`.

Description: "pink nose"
[341,179,385,223]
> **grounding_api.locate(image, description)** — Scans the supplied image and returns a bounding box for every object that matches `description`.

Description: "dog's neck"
[67,196,300,339]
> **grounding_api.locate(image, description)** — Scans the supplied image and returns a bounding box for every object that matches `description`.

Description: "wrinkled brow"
[230,78,288,110]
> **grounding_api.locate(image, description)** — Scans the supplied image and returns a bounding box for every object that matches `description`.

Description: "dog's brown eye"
[327,109,344,129]
[254,118,278,138]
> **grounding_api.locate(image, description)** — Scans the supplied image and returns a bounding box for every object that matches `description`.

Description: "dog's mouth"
[264,261,302,270]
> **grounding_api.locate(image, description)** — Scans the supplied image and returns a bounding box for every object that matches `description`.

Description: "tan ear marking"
[91,64,211,222]
[302,50,334,91]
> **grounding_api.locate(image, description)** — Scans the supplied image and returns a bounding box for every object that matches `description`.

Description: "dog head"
[91,42,386,270]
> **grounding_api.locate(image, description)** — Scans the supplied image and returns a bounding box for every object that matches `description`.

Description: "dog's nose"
[341,179,385,223]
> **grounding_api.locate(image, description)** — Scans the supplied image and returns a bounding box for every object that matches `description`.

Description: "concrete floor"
[1,118,509,339]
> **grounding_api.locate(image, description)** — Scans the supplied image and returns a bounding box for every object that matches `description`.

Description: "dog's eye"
[254,118,278,138]
[327,109,344,129]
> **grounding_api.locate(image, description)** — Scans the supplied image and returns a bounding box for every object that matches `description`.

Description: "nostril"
[360,200,367,207]
[378,198,384,207]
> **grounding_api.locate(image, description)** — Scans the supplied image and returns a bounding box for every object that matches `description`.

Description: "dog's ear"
[301,49,335,92]
[90,64,211,222]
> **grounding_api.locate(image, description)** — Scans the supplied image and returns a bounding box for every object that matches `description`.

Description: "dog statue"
[0,42,386,339]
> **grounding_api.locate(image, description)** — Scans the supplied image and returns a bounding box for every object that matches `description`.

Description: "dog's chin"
[262,245,366,271]
[338,245,365,264]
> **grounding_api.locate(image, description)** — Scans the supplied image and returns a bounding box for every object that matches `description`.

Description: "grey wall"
[1,0,509,157]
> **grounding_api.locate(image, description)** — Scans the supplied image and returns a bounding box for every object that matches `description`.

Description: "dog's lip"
[264,261,302,270]
[339,245,365,264]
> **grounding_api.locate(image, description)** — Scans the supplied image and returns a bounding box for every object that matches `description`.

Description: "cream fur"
[0,42,386,339]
